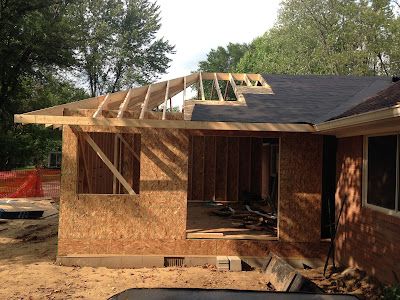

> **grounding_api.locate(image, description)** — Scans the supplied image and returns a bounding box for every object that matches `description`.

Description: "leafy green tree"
[0,0,77,129]
[197,43,249,99]
[0,74,88,170]
[198,43,249,73]
[238,0,400,76]
[70,0,175,96]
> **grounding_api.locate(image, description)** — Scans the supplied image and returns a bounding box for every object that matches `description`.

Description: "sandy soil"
[299,266,384,299]
[0,198,385,299]
[0,213,269,300]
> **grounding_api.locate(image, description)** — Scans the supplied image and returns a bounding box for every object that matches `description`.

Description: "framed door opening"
[186,135,279,240]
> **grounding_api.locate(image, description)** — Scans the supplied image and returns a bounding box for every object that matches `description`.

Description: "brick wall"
[335,136,400,284]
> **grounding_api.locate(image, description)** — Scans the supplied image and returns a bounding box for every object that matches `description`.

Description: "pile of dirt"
[300,266,383,299]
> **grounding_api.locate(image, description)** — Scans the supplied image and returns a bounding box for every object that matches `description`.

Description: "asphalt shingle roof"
[190,74,392,124]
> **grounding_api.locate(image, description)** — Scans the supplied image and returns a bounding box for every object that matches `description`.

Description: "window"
[364,134,400,214]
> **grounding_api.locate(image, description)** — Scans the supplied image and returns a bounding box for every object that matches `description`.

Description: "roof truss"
[14,72,314,132]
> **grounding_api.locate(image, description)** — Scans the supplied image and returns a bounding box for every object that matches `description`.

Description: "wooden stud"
[116,133,140,161]
[223,80,229,100]
[139,85,152,119]
[228,73,242,102]
[112,135,119,194]
[78,135,92,193]
[93,93,111,118]
[162,81,170,120]
[183,76,187,102]
[80,131,135,195]
[117,89,133,118]
[243,74,252,87]
[214,73,224,101]
[199,72,205,100]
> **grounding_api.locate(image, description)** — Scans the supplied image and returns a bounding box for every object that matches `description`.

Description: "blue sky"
[156,0,281,80]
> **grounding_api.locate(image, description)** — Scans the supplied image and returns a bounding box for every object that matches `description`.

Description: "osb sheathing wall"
[335,136,400,284]
[58,127,326,258]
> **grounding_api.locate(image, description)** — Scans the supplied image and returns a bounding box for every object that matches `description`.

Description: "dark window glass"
[367,135,397,210]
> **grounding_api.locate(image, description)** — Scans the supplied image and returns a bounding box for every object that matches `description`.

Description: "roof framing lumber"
[214,73,224,101]
[15,114,315,132]
[78,129,135,195]
[117,89,133,118]
[199,72,205,100]
[162,81,170,120]
[93,93,111,118]
[183,76,187,101]
[243,74,252,87]
[229,73,243,102]
[139,85,152,119]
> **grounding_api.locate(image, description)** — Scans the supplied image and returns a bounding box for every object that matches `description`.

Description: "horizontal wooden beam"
[15,114,315,132]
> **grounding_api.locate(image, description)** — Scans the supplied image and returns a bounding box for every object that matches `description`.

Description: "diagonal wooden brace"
[73,127,136,195]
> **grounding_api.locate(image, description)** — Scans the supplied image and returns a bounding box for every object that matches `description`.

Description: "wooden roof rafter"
[14,72,313,132]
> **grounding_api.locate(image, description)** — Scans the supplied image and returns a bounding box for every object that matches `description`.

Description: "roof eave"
[315,104,400,135]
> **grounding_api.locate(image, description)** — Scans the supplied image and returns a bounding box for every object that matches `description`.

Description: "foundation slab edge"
[56,255,269,269]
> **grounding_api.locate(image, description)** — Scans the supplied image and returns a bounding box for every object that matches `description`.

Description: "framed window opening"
[363,134,400,216]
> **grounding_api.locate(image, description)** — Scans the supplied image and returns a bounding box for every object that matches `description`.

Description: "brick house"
[15,73,400,283]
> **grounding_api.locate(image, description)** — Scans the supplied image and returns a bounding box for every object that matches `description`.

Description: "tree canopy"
[237,0,400,76]
[0,0,174,169]
[70,0,174,97]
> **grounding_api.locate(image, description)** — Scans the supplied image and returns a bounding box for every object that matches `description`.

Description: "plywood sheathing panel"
[59,128,325,258]
[60,126,78,200]
[58,236,328,258]
[279,133,323,242]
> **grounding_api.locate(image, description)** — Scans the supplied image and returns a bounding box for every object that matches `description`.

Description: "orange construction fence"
[0,169,61,198]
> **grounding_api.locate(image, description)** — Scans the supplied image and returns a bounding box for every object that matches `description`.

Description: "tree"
[0,0,77,129]
[197,43,249,99]
[198,43,249,73]
[237,0,400,76]
[70,0,175,97]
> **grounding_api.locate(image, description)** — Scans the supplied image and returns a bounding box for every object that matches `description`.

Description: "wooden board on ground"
[0,198,58,219]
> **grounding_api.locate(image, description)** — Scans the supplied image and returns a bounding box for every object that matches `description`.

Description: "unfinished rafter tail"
[117,89,133,118]
[139,85,152,119]
[93,93,111,118]
[162,80,170,120]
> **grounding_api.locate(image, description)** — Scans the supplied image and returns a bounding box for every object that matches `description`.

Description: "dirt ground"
[0,199,384,299]
[0,212,270,299]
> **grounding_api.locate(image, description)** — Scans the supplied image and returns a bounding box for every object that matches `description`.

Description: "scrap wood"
[245,205,277,220]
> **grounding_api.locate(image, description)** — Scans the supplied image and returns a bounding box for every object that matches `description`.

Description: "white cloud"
[155,0,281,81]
